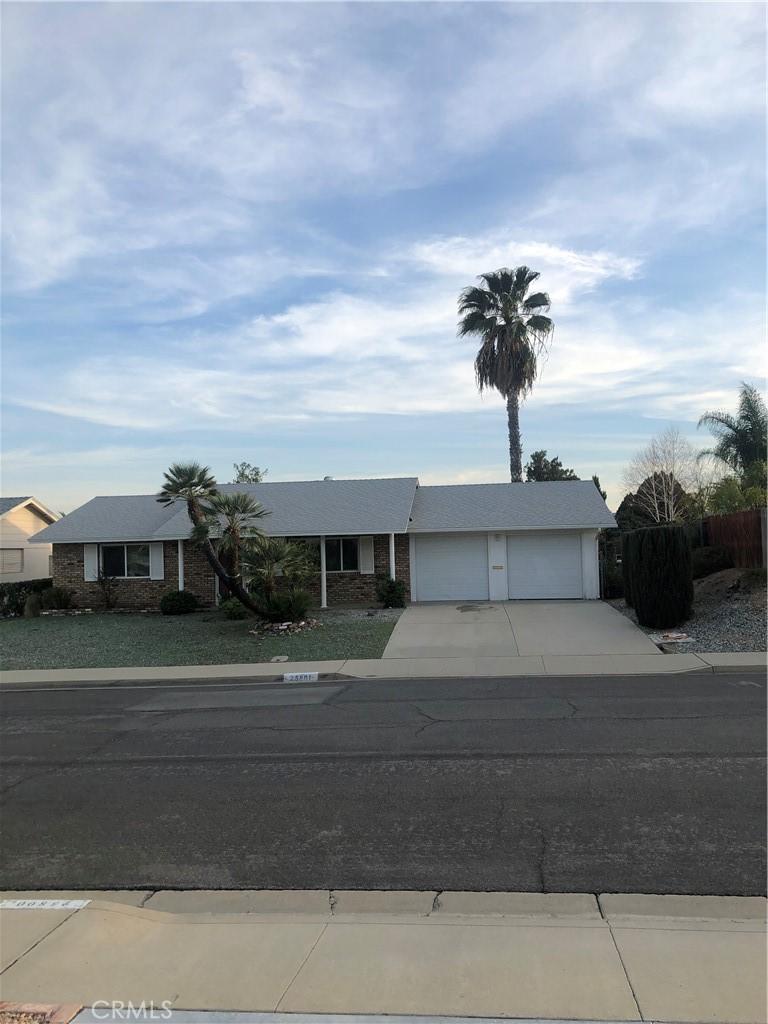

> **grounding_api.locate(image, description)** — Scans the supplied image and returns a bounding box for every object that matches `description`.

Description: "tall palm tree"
[157,462,260,612]
[458,266,553,481]
[698,382,767,475]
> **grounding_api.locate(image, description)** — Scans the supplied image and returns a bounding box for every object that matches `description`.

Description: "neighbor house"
[1,496,61,582]
[29,478,616,608]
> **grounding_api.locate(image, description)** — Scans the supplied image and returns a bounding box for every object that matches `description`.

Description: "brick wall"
[297,534,410,605]
[51,541,217,609]
[52,533,411,610]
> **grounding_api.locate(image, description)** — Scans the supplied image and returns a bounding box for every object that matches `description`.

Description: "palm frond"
[697,409,739,433]
[479,268,516,298]
[457,308,496,339]
[512,265,539,302]
[522,291,551,312]
[157,461,218,505]
[698,382,767,473]
[524,314,554,340]
[458,285,497,316]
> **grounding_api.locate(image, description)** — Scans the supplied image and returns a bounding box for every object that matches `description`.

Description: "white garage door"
[414,533,489,601]
[507,533,582,599]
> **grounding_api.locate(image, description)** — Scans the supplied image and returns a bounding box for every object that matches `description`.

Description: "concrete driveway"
[383,601,661,659]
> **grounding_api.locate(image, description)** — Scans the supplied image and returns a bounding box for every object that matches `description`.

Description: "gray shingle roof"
[29,495,186,543]
[30,477,616,544]
[30,478,420,543]
[408,481,617,532]
[0,497,31,516]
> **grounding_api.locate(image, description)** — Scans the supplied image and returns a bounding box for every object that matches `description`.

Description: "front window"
[100,543,150,578]
[0,549,23,574]
[325,537,359,572]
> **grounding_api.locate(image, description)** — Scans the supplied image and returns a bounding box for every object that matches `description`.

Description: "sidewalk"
[1,891,765,1022]
[1,650,765,687]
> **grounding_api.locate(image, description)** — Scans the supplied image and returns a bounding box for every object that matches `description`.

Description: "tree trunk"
[506,391,523,482]
[187,502,260,613]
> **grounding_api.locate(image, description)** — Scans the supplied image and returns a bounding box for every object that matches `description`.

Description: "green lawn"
[0,610,398,670]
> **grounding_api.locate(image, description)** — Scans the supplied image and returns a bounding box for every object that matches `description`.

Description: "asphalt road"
[0,672,765,894]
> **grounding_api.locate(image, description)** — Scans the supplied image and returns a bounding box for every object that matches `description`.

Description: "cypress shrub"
[621,532,635,607]
[631,525,693,629]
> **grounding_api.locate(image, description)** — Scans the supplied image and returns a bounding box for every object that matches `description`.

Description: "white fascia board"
[31,535,187,545]
[406,524,614,534]
[265,530,409,537]
[0,498,60,524]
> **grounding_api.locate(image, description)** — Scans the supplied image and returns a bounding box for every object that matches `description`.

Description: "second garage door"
[507,532,582,599]
[413,533,489,601]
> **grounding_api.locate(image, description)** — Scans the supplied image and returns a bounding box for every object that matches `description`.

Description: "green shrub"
[0,578,52,617]
[691,545,734,580]
[159,590,199,615]
[256,589,312,622]
[629,525,693,629]
[601,560,624,599]
[375,575,407,608]
[23,593,42,618]
[620,532,635,607]
[220,597,250,620]
[40,586,74,610]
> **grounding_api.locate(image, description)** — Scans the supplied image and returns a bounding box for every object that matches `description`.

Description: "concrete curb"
[2,892,765,1021]
[2,889,765,920]
[1,652,765,687]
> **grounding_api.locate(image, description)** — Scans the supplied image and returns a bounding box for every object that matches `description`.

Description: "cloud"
[10,238,762,435]
[3,2,763,292]
[1,2,765,515]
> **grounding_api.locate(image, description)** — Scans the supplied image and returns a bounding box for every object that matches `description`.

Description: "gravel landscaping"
[610,568,766,653]
[0,606,402,670]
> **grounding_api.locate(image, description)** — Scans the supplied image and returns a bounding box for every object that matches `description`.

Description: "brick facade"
[297,534,411,605]
[51,541,217,610]
[52,533,411,610]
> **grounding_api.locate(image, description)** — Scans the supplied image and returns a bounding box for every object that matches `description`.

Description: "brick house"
[30,478,616,609]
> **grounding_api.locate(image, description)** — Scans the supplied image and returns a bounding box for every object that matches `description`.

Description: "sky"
[2,1,766,513]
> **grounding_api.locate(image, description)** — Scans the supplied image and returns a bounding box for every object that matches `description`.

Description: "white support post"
[389,533,396,580]
[320,535,327,608]
[177,539,185,591]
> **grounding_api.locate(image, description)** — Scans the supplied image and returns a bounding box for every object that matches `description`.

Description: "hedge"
[627,525,693,629]
[0,578,53,617]
[621,532,634,607]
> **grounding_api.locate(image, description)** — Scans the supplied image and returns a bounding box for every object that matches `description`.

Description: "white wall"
[0,503,55,582]
[580,530,600,599]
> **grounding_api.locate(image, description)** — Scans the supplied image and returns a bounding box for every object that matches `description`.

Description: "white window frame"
[99,542,151,579]
[325,536,360,573]
[0,548,24,574]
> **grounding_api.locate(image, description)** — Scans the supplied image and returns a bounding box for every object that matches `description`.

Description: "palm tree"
[157,462,261,612]
[458,266,553,481]
[197,492,270,588]
[242,535,317,602]
[698,382,767,476]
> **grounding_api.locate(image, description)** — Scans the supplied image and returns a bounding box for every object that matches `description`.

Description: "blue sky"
[2,1,765,512]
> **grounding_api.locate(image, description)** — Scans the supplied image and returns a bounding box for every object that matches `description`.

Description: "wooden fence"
[704,508,766,569]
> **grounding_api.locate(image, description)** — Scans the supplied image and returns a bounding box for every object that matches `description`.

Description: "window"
[0,549,23,574]
[100,543,151,578]
[325,537,359,572]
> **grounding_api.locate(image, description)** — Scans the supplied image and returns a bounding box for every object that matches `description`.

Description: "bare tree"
[623,428,697,523]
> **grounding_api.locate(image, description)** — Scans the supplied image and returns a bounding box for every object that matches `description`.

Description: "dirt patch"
[695,567,767,608]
